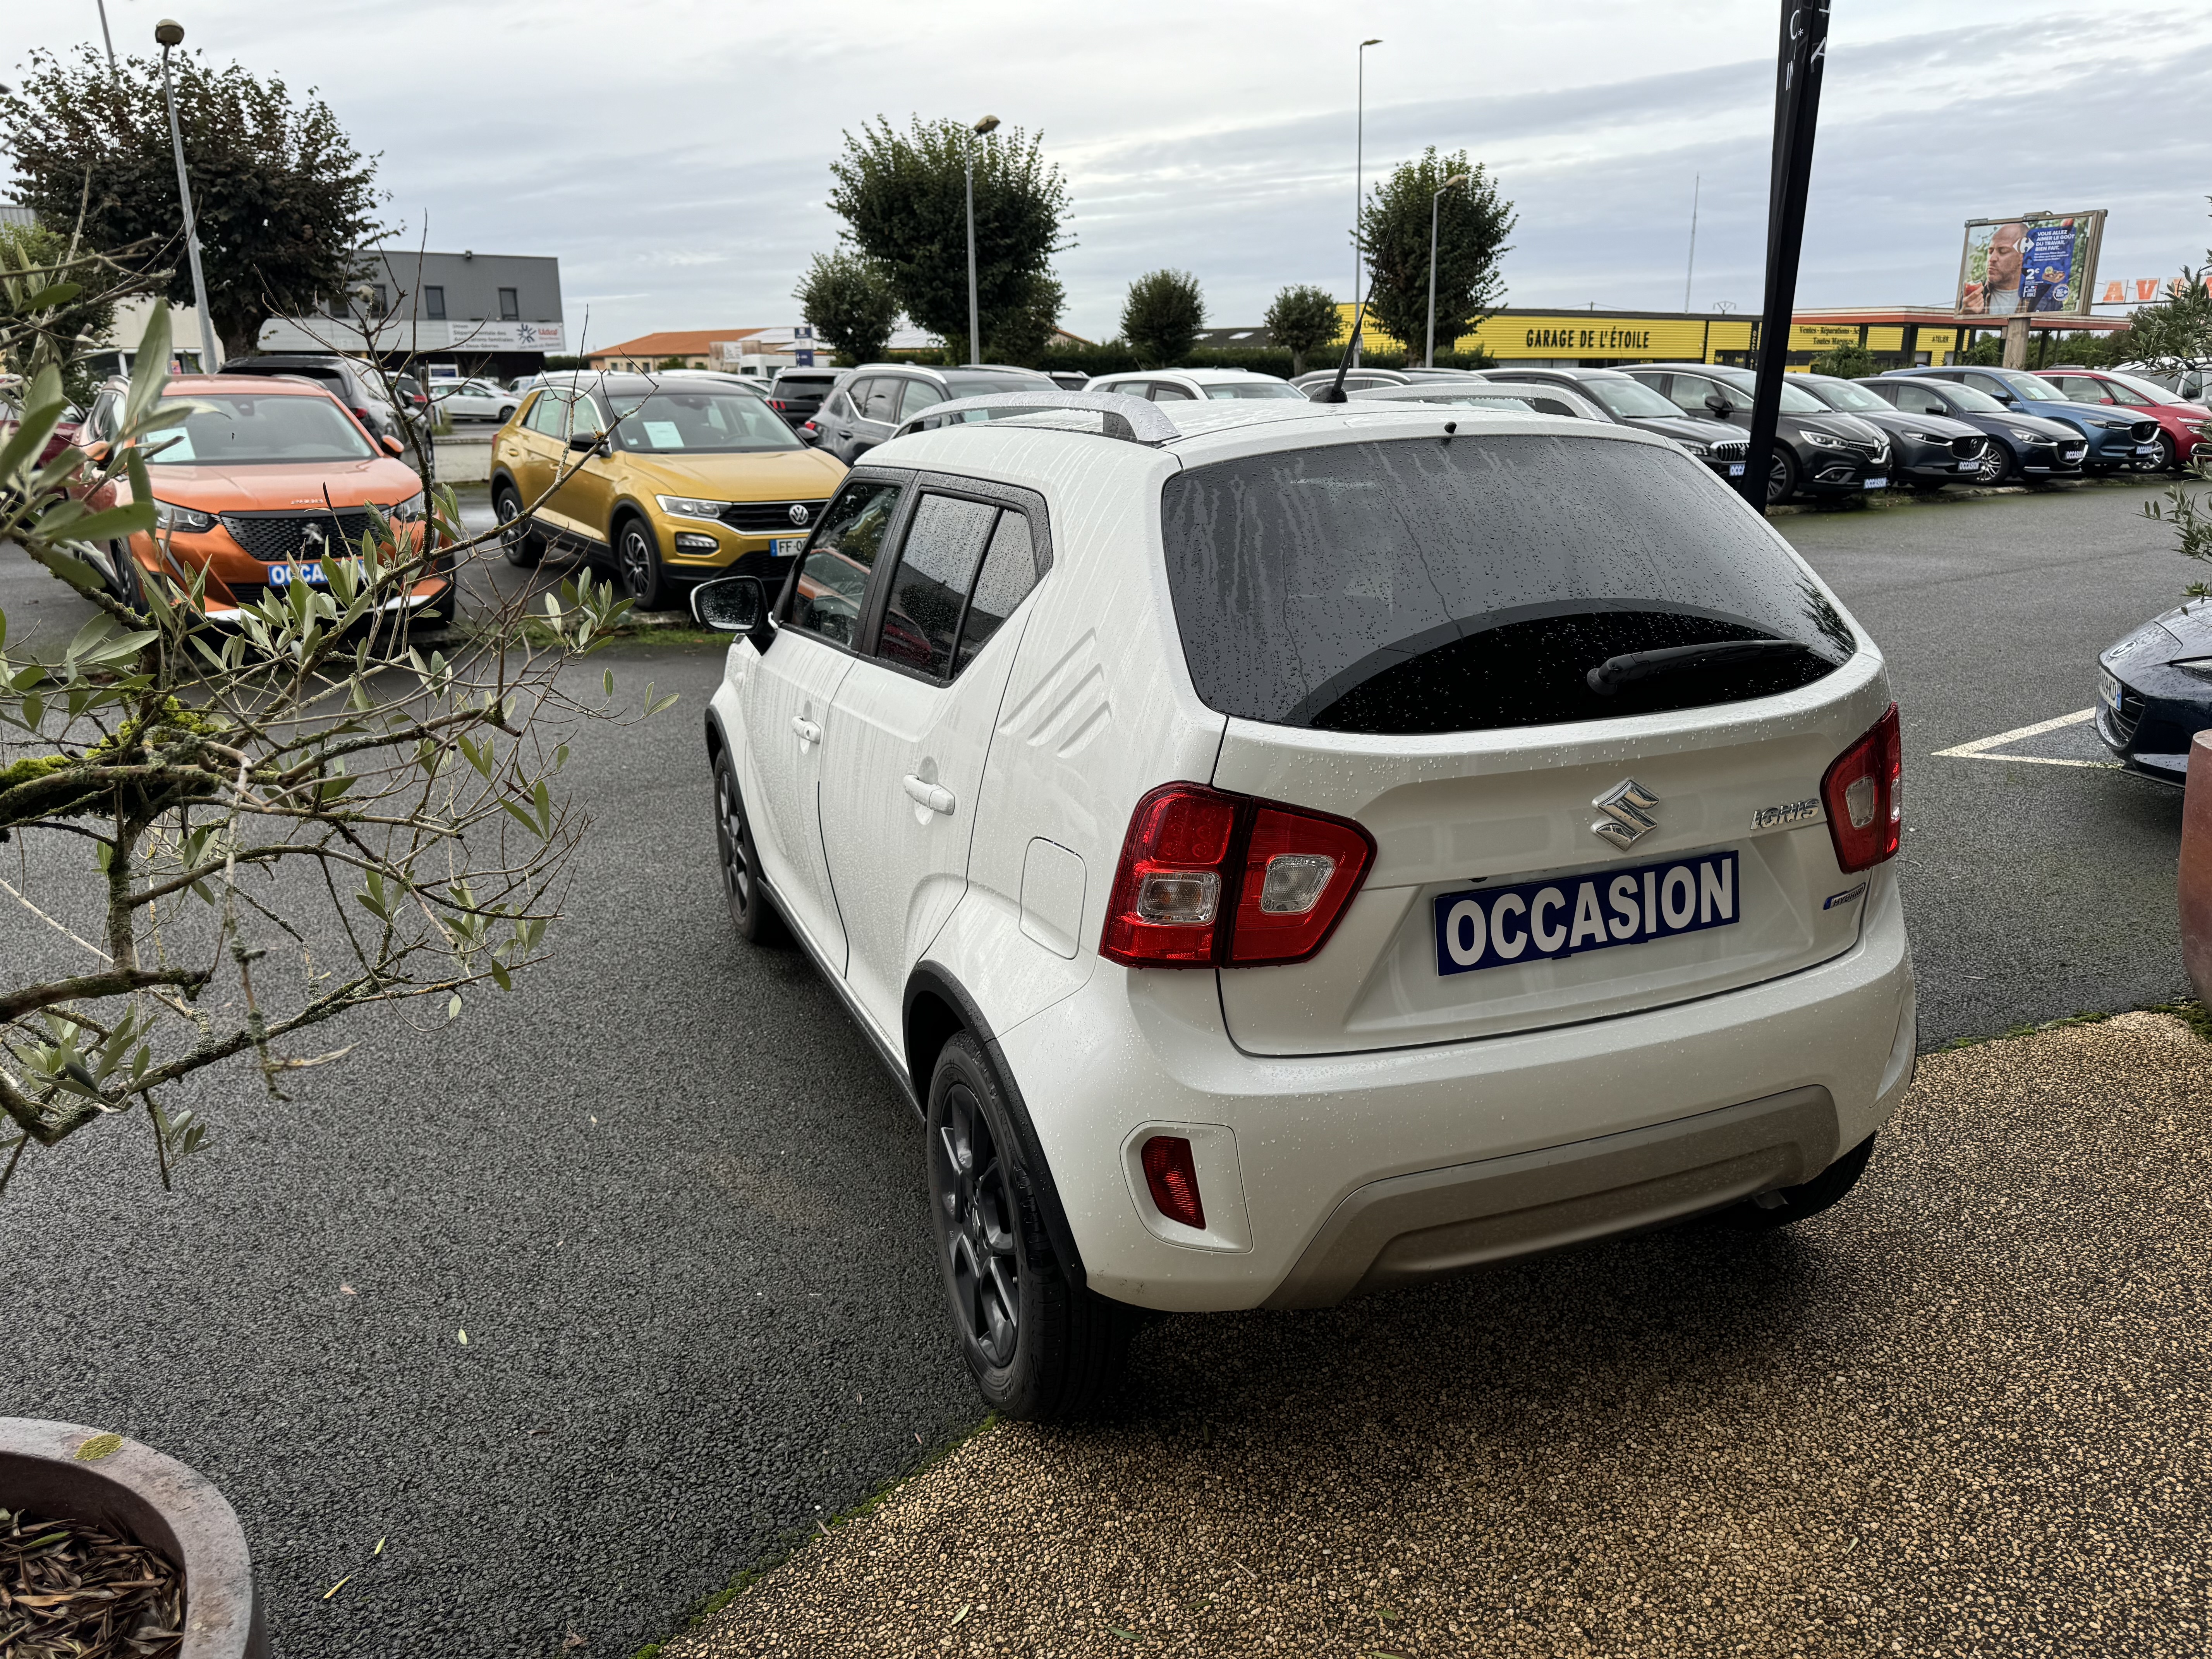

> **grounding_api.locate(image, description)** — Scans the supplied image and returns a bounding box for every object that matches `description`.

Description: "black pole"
[1737,0,1829,511]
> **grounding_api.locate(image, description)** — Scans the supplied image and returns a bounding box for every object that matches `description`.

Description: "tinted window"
[1577,377,1680,419]
[1159,435,1851,735]
[939,372,1049,398]
[1656,374,1721,413]
[425,286,447,319]
[1964,373,2012,399]
[498,287,520,320]
[789,480,902,647]
[861,380,901,422]
[1149,382,1198,401]
[877,495,996,677]
[956,512,1041,673]
[1879,382,1948,416]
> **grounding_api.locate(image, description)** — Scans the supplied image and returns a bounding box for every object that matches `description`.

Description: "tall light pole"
[1353,39,1381,366]
[95,0,119,74]
[1425,173,1469,368]
[965,113,1000,367]
[155,19,221,371]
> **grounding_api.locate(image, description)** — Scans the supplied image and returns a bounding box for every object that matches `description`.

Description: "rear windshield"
[775,375,837,392]
[941,372,1048,397]
[1159,434,1853,735]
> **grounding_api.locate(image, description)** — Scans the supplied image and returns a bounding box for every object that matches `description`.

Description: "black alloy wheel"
[616,517,676,612]
[925,1035,1137,1420]
[1765,446,1799,505]
[711,749,785,946]
[935,1076,1024,1371]
[494,483,544,568]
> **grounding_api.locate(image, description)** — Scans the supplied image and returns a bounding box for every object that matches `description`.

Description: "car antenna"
[1319,248,1373,405]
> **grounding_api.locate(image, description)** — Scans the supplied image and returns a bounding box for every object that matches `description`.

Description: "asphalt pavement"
[0,476,2201,1657]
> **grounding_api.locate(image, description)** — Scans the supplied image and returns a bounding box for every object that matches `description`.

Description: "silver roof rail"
[893,389,1181,446]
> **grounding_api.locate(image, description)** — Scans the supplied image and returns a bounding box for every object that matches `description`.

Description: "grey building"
[258,249,566,377]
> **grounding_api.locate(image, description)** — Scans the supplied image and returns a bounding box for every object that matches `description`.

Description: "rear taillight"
[770,399,787,410]
[1820,703,1902,872]
[1101,782,1375,969]
[1140,1136,1204,1229]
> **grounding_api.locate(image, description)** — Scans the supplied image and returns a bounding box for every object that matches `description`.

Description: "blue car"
[1858,375,2085,483]
[2097,602,2212,783]
[1889,365,2162,474]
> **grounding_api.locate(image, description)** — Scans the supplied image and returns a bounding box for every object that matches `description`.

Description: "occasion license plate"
[267,559,355,587]
[1434,850,1740,977]
[1727,462,1747,477]
[772,535,807,557]
[1863,476,1887,489]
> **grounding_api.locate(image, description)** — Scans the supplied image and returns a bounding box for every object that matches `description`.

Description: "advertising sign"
[1956,211,2104,319]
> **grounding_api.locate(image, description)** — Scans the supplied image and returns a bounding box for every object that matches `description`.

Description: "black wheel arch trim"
[904,962,1087,1291]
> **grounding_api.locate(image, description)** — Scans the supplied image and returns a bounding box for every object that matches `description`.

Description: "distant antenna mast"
[1683,174,1700,312]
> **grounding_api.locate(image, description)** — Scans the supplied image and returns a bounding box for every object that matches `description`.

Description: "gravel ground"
[666,1012,2212,1658]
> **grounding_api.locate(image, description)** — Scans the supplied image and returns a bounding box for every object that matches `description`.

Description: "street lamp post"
[155,19,221,372]
[965,113,1000,367]
[1425,173,1470,368]
[1353,39,1381,367]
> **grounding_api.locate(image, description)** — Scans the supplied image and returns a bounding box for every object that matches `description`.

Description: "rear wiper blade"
[1586,637,1812,696]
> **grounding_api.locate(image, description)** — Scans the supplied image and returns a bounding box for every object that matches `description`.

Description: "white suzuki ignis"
[693,390,1915,1420]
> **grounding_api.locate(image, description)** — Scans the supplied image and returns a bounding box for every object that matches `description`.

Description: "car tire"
[1974,442,2011,485]
[712,747,787,947]
[1714,1131,1876,1233]
[497,405,516,424]
[1765,446,1799,506]
[108,540,146,612]
[927,1034,1136,1422]
[494,483,544,568]
[2153,431,2179,472]
[615,515,676,611]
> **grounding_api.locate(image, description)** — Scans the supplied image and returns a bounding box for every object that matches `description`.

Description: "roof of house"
[588,328,765,360]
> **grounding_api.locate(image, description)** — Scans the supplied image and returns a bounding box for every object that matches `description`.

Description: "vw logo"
[1591,779,1661,851]
[788,503,811,526]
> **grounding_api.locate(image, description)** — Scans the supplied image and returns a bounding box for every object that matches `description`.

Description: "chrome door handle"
[901,774,955,815]
[791,716,820,744]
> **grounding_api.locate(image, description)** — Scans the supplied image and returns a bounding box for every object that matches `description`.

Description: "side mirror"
[1704,392,1736,417]
[692,574,771,644]
[79,440,111,465]
[380,434,406,455]
[568,431,606,453]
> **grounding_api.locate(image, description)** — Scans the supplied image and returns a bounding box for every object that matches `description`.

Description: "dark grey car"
[1790,372,1990,489]
[1469,367,1750,484]
[1624,363,1889,505]
[809,364,1054,464]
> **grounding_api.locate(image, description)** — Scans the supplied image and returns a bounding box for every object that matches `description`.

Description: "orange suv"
[78,373,450,622]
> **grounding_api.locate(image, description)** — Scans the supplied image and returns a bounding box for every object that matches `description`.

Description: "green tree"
[2121,224,2212,375]
[1807,340,1878,378]
[1121,270,1204,368]
[1264,284,1342,376]
[1357,148,1514,359]
[826,116,1072,362]
[794,250,901,365]
[984,272,1065,367]
[0,223,134,404]
[0,46,382,361]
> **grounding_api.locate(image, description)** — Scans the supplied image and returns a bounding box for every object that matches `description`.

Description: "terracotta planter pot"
[0,1417,264,1658]
[2180,732,2212,1007]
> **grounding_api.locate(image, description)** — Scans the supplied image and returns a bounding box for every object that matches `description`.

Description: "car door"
[548,391,616,541]
[503,390,565,514]
[741,474,911,971]
[849,377,903,460]
[821,379,868,462]
[815,484,1049,1036]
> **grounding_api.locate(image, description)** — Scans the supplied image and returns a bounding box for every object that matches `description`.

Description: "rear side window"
[1159,435,1852,735]
[872,495,1045,680]
[861,380,901,422]
[788,479,903,646]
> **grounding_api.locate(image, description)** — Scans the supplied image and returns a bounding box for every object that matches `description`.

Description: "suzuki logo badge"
[788,503,811,526]
[1592,779,1661,851]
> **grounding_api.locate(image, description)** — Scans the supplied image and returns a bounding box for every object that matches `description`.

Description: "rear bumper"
[1000,864,1914,1312]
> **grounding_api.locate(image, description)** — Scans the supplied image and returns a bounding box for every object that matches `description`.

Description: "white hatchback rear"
[698,393,1914,1419]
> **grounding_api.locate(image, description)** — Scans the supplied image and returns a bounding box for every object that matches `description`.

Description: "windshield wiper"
[1586,637,1813,696]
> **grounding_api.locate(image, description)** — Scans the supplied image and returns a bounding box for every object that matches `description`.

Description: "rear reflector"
[1101,782,1375,968]
[1820,703,1902,872]
[1140,1136,1205,1230]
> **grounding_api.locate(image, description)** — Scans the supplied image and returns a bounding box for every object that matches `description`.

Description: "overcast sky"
[13,0,2212,349]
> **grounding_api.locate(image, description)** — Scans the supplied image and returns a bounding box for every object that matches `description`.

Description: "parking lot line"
[1930,708,2118,768]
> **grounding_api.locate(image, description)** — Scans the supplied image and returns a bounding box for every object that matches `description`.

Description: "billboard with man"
[1956,211,2106,318]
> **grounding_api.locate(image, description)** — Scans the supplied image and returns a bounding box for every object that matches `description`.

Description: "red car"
[2037,366,2211,472]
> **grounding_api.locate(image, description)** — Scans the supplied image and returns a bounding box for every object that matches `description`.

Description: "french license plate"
[1863,476,1887,489]
[1433,849,1740,977]
[772,535,807,558]
[1727,462,1747,477]
[2099,668,2122,709]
